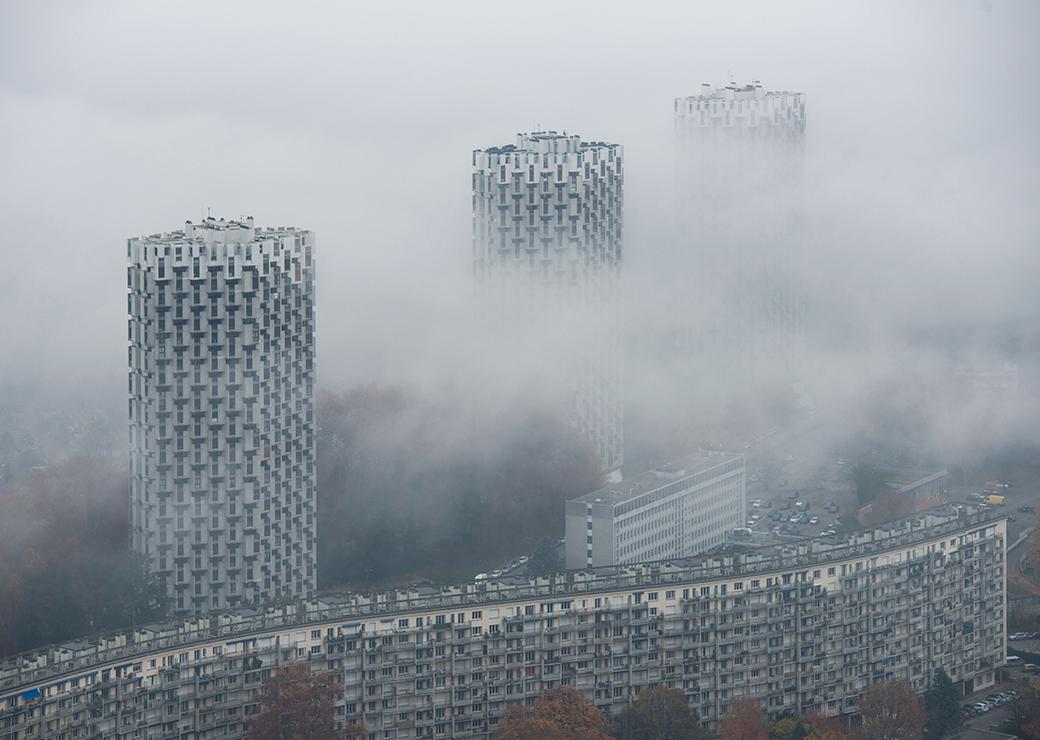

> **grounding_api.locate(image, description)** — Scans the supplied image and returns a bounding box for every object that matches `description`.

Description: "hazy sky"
[1,0,1037,406]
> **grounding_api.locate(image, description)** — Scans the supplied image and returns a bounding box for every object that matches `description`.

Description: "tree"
[768,717,801,740]
[343,724,367,740]
[802,712,848,740]
[614,686,707,739]
[720,698,768,740]
[495,687,611,740]
[1011,680,1040,739]
[527,537,564,576]
[856,680,925,740]
[922,668,961,740]
[0,457,170,655]
[247,664,342,740]
[849,461,886,506]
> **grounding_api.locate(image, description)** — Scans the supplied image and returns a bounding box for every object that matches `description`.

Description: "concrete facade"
[670,81,806,366]
[566,452,746,569]
[0,509,1006,739]
[127,217,317,615]
[472,132,624,474]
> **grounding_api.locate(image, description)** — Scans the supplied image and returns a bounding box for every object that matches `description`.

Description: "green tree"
[614,686,707,739]
[769,717,801,740]
[849,461,885,506]
[923,668,961,740]
[527,537,564,575]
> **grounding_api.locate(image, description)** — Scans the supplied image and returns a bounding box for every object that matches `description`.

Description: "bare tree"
[247,664,343,740]
[856,680,925,740]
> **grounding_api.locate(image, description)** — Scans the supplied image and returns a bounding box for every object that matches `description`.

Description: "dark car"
[1020,505,1035,513]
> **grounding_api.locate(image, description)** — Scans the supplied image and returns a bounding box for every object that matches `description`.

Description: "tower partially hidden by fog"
[472,132,624,473]
[672,81,806,367]
[128,217,316,614]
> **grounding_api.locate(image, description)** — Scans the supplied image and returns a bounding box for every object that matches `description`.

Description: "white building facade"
[566,452,745,569]
[127,217,317,615]
[0,509,1006,739]
[670,82,806,367]
[472,132,624,474]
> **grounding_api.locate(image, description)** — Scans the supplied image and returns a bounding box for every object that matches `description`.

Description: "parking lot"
[739,416,860,540]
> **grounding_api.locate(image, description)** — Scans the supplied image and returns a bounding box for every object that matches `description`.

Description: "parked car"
[1019,505,1035,513]
[808,516,819,525]
[1026,663,1040,674]
[1007,655,1024,665]
[1010,632,1029,641]
[751,499,762,508]
[821,529,837,537]
[972,702,990,713]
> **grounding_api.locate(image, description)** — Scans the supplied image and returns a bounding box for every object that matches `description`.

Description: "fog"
[1,0,1038,470]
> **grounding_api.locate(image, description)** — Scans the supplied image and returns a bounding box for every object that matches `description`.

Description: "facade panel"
[0,509,1006,739]
[128,216,317,615]
[472,132,624,474]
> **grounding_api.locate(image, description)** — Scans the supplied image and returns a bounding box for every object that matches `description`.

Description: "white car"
[808,516,819,525]
[751,499,762,508]
[474,573,488,581]
[822,529,837,536]
[1010,632,1029,641]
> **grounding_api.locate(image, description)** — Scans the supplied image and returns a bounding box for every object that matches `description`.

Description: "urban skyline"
[2,3,1038,739]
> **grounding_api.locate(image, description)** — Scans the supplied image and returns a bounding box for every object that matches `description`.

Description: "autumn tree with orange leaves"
[495,687,611,740]
[720,698,768,740]
[247,664,347,740]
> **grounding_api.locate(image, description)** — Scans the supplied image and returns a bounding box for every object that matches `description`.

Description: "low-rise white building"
[566,452,745,569]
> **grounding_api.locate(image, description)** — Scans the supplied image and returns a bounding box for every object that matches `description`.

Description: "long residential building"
[472,131,624,474]
[0,508,1006,739]
[128,216,317,615]
[565,451,745,569]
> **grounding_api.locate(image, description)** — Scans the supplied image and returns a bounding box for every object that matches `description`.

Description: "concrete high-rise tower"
[128,216,316,614]
[472,132,624,473]
[672,81,806,365]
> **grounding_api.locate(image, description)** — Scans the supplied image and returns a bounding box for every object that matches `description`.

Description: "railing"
[0,509,1004,695]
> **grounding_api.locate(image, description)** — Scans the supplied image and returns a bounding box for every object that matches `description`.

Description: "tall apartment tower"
[672,81,806,365]
[128,217,316,615]
[472,132,624,473]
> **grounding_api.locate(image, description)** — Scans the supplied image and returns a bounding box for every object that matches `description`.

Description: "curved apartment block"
[0,508,1005,739]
